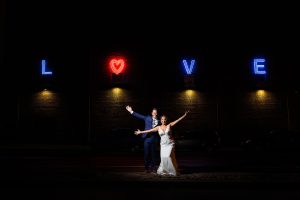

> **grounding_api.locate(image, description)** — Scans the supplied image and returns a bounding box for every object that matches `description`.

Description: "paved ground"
[1,145,300,199]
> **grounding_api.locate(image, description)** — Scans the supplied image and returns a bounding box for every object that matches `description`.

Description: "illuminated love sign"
[182,59,195,75]
[253,58,266,75]
[41,59,53,75]
[109,58,126,75]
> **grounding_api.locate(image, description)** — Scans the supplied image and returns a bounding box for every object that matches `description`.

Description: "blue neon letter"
[253,58,266,75]
[41,59,53,75]
[182,59,195,75]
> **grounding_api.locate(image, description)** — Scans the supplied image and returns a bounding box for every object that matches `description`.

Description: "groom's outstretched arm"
[132,112,147,120]
[126,105,147,120]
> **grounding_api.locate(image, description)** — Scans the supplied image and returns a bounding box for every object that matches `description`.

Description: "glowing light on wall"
[248,90,274,104]
[253,58,266,75]
[109,58,126,75]
[32,89,60,114]
[256,89,266,98]
[180,89,201,104]
[36,89,58,103]
[255,89,268,103]
[41,59,53,75]
[110,87,128,102]
[182,59,195,75]
[41,89,52,97]
[185,89,195,98]
[112,87,122,96]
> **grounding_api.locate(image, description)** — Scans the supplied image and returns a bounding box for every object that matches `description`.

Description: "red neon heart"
[110,59,125,75]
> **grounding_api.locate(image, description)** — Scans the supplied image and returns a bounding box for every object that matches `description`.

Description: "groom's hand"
[126,105,133,113]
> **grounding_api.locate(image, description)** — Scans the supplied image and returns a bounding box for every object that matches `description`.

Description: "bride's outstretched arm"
[135,126,159,135]
[170,111,189,127]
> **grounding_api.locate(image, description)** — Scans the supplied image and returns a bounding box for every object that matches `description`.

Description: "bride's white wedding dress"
[157,124,178,176]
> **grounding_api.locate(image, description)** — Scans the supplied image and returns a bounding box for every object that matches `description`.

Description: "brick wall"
[2,88,300,145]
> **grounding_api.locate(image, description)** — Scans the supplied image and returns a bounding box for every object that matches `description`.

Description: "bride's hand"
[185,110,190,116]
[134,129,141,135]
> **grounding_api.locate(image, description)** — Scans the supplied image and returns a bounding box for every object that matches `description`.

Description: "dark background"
[1,1,300,147]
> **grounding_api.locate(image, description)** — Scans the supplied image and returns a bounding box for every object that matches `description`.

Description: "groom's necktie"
[152,118,157,128]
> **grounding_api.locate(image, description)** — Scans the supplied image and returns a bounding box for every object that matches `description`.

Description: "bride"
[135,111,189,176]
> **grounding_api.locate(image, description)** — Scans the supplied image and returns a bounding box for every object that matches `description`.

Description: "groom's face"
[151,109,158,118]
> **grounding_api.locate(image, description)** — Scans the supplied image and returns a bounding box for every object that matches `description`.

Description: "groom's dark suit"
[132,111,160,171]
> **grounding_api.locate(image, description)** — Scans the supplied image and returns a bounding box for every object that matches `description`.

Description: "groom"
[126,105,160,173]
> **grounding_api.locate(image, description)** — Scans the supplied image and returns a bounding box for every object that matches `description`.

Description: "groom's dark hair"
[152,108,158,111]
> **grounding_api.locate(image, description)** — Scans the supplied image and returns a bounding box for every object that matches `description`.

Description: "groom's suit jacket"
[132,112,160,140]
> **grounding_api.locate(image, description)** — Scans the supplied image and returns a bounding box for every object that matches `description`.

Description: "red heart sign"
[109,58,125,75]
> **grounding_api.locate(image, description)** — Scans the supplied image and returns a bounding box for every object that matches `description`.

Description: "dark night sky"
[3,1,300,91]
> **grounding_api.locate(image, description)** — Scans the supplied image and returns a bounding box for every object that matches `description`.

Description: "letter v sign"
[182,59,195,75]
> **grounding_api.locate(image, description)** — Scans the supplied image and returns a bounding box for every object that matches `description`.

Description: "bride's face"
[161,116,167,125]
